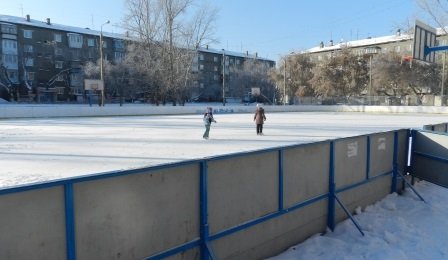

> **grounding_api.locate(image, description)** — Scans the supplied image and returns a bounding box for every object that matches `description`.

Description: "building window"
[55,87,64,94]
[67,33,83,48]
[70,73,83,86]
[26,72,35,80]
[23,30,33,39]
[1,24,17,34]
[199,64,204,70]
[23,44,33,53]
[236,59,240,65]
[200,83,204,88]
[55,61,64,69]
[7,70,18,83]
[102,41,107,48]
[214,75,218,81]
[114,40,124,49]
[54,33,62,42]
[2,39,17,51]
[114,52,125,62]
[87,38,95,47]
[214,56,218,62]
[25,58,34,67]
[70,49,81,60]
[2,54,18,64]
[214,66,218,71]
[199,54,204,61]
[54,48,63,56]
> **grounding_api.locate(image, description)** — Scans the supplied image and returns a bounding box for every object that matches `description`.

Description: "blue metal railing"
[0,130,406,260]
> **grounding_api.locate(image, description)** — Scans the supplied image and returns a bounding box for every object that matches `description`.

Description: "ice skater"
[203,108,217,139]
[254,104,266,135]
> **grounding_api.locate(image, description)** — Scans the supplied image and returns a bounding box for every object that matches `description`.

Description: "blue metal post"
[64,184,76,260]
[426,45,448,56]
[366,136,371,180]
[327,141,336,231]
[200,161,216,260]
[391,131,398,193]
[410,130,416,185]
[278,149,284,211]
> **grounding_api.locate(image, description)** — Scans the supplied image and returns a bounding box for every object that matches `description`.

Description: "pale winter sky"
[0,0,430,60]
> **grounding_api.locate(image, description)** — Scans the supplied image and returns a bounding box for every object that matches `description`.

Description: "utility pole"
[222,49,226,106]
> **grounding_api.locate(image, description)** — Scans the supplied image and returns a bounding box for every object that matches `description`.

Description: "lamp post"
[442,51,446,106]
[364,46,379,105]
[222,49,226,106]
[282,52,295,105]
[100,20,110,106]
[283,58,286,105]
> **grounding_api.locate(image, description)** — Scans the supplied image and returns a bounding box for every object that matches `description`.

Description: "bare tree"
[310,48,369,99]
[287,54,315,98]
[122,0,217,105]
[373,52,440,103]
[233,59,276,104]
[417,0,448,33]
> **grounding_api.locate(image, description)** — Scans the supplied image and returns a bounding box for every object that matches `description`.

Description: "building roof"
[0,14,128,40]
[196,46,274,62]
[306,27,448,54]
[306,34,412,53]
[0,14,274,62]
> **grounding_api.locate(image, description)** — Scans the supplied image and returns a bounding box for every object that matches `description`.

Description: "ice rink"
[0,111,446,188]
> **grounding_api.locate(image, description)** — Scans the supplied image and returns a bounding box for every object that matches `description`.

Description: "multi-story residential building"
[192,47,275,102]
[0,14,275,103]
[305,28,448,62]
[0,14,126,103]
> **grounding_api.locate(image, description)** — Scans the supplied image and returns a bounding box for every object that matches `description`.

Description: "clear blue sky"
[1,0,428,61]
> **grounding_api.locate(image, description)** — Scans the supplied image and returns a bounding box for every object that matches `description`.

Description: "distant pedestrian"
[203,108,217,139]
[254,104,266,135]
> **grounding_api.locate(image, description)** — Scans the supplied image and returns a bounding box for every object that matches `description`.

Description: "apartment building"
[192,47,275,102]
[305,28,448,62]
[0,14,126,103]
[0,14,275,103]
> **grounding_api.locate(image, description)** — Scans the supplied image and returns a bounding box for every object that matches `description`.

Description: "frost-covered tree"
[310,48,369,98]
[122,0,217,105]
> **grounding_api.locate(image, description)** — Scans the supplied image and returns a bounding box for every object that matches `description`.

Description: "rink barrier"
[410,129,448,188]
[423,122,448,132]
[0,130,409,259]
[2,104,448,118]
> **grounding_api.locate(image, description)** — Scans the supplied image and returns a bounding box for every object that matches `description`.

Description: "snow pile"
[268,181,448,260]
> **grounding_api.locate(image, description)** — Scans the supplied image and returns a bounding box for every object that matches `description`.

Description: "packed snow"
[0,111,446,188]
[268,181,448,260]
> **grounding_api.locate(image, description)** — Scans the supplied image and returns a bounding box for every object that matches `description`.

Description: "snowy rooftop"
[196,46,274,62]
[306,26,448,54]
[0,14,273,61]
[0,14,128,40]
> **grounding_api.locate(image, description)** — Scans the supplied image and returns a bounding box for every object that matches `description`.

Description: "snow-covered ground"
[0,111,446,188]
[268,181,448,260]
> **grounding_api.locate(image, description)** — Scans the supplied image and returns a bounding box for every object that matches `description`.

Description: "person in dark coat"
[203,108,216,139]
[254,104,266,135]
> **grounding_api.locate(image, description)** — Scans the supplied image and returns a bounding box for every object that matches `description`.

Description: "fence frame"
[0,130,407,259]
